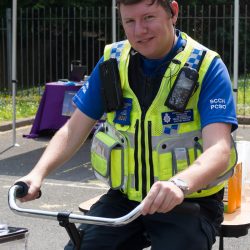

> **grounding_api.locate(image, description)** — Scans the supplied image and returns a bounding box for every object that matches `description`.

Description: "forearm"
[141,142,230,215]
[174,123,232,194]
[175,142,230,194]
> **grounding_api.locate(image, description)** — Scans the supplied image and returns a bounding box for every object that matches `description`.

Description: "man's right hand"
[14,174,42,202]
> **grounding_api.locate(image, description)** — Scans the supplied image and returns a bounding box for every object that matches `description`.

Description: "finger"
[157,189,184,213]
[19,186,41,202]
[36,190,42,199]
[19,192,37,202]
[141,183,161,215]
[147,181,176,214]
[157,195,175,213]
[147,188,167,214]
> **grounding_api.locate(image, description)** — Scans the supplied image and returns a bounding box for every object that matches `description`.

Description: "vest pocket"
[110,147,124,189]
[91,131,125,189]
[156,137,196,180]
[157,147,190,180]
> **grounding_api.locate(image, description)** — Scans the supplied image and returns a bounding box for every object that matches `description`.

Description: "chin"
[142,52,159,59]
[137,49,154,58]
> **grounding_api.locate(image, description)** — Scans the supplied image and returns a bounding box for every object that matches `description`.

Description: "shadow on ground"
[0,133,94,183]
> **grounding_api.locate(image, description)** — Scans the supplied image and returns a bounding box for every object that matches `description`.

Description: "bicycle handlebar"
[8,182,200,227]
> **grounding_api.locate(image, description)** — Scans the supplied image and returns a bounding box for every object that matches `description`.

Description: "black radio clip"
[99,58,124,112]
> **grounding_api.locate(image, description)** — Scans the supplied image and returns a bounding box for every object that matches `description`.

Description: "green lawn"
[0,82,249,122]
[0,91,41,122]
[237,79,250,116]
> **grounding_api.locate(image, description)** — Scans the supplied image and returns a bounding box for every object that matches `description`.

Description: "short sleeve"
[73,57,105,120]
[198,57,238,132]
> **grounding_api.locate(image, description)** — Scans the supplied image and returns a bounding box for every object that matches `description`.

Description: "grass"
[0,89,42,122]
[237,79,250,116]
[0,82,249,122]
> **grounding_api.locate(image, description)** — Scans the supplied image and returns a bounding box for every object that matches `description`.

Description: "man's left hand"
[141,181,184,215]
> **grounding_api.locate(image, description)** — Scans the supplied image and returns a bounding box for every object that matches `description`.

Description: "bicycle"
[8,181,200,250]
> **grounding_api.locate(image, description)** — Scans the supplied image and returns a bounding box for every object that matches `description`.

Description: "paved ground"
[1,125,250,249]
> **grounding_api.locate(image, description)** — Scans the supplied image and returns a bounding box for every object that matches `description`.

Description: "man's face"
[120,0,175,59]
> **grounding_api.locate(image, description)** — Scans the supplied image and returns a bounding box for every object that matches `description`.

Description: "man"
[17,0,238,249]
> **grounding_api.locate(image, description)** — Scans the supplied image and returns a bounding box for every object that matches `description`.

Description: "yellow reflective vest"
[91,32,237,202]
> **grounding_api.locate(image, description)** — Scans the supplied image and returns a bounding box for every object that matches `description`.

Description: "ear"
[170,1,179,26]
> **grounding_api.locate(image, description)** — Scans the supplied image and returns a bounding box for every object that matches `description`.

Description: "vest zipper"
[148,121,154,187]
[141,115,147,199]
[134,119,139,191]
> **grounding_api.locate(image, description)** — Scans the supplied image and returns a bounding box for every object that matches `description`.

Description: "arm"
[17,109,96,202]
[176,122,232,192]
[141,122,232,215]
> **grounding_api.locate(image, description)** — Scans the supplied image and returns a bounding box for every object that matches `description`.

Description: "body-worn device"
[99,58,124,112]
[165,48,206,112]
[165,66,199,112]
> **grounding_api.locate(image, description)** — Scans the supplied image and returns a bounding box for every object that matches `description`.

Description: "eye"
[144,15,154,21]
[124,19,134,25]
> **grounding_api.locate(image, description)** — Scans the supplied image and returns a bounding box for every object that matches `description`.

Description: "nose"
[134,20,147,37]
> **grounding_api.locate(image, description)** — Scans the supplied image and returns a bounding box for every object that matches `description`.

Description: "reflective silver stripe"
[152,130,202,152]
[129,174,136,189]
[126,132,135,148]
[205,169,234,189]
[175,148,190,161]
[172,149,177,175]
[152,130,201,152]
[171,148,190,175]
[104,123,128,147]
[94,172,109,185]
[91,136,119,160]
[104,122,137,148]
[194,140,203,159]
[201,135,237,189]
[103,125,202,152]
[103,124,200,151]
[122,176,128,190]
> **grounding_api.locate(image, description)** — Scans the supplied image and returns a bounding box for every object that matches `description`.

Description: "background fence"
[0,4,249,114]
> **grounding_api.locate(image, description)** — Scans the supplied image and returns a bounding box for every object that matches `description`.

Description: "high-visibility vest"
[91,32,237,202]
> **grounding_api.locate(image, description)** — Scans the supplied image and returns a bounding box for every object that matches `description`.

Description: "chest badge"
[113,98,132,125]
[162,109,194,135]
[162,109,194,125]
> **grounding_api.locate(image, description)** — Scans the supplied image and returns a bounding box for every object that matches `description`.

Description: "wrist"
[169,177,190,196]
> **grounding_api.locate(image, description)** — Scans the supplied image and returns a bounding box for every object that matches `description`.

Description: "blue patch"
[113,98,132,125]
[163,124,179,135]
[164,127,171,134]
[162,109,194,125]
[171,124,179,130]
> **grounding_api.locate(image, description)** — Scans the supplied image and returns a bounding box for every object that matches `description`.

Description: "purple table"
[24,82,81,138]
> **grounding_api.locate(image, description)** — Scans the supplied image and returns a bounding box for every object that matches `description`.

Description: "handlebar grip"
[14,181,42,199]
[174,201,200,215]
[14,181,29,198]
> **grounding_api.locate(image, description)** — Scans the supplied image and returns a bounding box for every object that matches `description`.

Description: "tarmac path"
[1,125,250,249]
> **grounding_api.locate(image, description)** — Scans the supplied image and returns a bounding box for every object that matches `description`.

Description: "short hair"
[116,0,174,15]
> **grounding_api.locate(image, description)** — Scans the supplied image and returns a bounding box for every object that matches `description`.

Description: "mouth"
[137,37,154,44]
